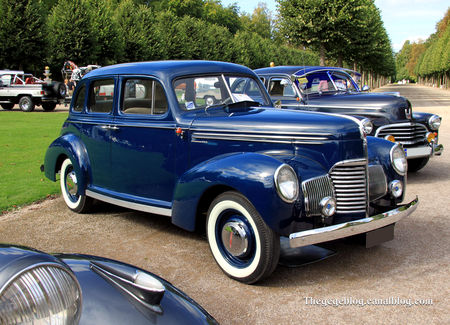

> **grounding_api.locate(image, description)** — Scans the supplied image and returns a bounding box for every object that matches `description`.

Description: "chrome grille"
[329,161,368,214]
[375,123,427,145]
[302,175,334,217]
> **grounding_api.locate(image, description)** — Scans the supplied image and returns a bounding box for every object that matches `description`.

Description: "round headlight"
[389,180,403,198]
[390,144,407,175]
[361,118,373,135]
[274,164,299,203]
[428,115,441,131]
[0,264,82,324]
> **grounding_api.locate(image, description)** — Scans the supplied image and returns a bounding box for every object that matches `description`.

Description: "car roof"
[254,66,360,77]
[85,61,256,80]
[0,70,24,75]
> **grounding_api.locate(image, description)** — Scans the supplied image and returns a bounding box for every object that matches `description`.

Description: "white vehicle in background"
[0,70,66,112]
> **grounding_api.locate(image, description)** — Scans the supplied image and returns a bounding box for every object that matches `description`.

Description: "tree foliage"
[0,0,46,73]
[396,8,450,87]
[276,0,395,77]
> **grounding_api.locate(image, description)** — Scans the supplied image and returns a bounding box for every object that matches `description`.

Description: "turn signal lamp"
[426,132,435,143]
[384,135,396,142]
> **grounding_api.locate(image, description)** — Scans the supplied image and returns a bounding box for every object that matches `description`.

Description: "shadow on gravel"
[407,159,450,183]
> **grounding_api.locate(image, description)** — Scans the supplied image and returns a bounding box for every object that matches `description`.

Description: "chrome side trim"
[85,190,172,217]
[191,131,329,144]
[191,128,333,137]
[289,197,418,248]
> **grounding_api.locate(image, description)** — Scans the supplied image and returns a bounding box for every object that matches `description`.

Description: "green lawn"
[0,111,68,212]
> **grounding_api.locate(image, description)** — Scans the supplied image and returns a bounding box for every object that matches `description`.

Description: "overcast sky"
[220,0,449,52]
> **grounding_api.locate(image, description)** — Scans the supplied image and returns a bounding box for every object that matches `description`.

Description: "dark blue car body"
[43,61,417,284]
[255,66,443,172]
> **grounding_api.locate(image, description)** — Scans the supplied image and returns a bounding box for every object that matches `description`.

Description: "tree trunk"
[319,44,326,66]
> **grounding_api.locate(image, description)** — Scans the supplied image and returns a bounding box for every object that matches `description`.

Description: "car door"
[265,76,301,109]
[78,78,116,190]
[110,76,176,207]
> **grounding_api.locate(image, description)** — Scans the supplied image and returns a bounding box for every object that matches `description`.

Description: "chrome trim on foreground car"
[289,197,418,248]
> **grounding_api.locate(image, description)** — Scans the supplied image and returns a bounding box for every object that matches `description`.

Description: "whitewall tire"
[206,191,280,284]
[60,158,92,213]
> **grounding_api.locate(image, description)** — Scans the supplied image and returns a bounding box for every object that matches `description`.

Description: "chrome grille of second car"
[375,123,427,145]
[329,161,368,214]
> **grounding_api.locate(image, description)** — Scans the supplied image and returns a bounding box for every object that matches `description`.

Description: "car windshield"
[297,70,359,95]
[174,75,270,110]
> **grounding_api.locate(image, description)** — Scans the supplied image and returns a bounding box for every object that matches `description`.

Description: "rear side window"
[73,84,86,112]
[121,78,168,115]
[88,79,115,113]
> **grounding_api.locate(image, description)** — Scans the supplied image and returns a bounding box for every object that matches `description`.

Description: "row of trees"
[0,0,396,88]
[277,0,395,88]
[0,0,318,79]
[396,8,450,88]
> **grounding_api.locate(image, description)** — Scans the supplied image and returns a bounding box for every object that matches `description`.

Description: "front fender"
[171,152,295,234]
[366,136,406,200]
[44,133,90,195]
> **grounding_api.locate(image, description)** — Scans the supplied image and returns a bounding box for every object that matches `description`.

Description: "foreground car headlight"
[361,118,373,135]
[428,115,441,131]
[0,264,82,324]
[274,164,299,203]
[390,144,407,175]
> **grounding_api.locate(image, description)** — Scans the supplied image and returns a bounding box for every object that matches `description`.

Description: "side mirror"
[361,85,370,91]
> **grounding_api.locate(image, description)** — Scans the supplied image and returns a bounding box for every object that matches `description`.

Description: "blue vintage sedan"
[43,61,418,284]
[255,66,443,172]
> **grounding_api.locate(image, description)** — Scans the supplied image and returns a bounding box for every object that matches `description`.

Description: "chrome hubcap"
[65,171,78,197]
[221,221,249,257]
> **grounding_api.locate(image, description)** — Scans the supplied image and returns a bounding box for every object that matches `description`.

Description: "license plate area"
[365,224,395,248]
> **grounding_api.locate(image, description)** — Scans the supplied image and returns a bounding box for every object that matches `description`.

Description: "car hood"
[302,92,411,122]
[189,105,362,141]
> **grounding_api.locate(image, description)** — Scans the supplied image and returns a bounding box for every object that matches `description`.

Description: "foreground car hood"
[303,92,411,121]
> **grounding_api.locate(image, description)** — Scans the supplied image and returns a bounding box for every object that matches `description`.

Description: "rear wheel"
[42,102,57,111]
[407,157,429,172]
[60,158,92,213]
[1,103,14,110]
[206,191,280,284]
[18,96,35,112]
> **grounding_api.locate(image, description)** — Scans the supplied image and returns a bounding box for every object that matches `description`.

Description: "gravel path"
[1,84,449,324]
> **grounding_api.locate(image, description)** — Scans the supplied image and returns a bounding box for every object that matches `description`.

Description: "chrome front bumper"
[289,197,418,248]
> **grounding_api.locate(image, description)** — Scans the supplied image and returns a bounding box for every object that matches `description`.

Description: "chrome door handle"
[100,125,119,131]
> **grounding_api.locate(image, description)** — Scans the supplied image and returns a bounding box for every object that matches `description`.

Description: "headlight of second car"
[390,144,407,175]
[274,164,299,203]
[361,118,373,135]
[0,264,82,324]
[428,114,441,131]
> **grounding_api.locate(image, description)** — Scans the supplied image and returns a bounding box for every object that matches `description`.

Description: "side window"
[73,84,86,112]
[121,78,168,115]
[88,79,115,113]
[268,78,296,97]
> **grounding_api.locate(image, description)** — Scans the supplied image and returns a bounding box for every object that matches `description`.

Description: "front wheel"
[206,191,280,284]
[407,157,430,172]
[60,158,92,213]
[1,103,14,110]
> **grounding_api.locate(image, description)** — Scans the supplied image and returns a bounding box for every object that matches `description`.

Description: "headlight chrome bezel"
[361,118,374,135]
[274,164,299,203]
[390,144,407,176]
[428,114,441,131]
[0,262,82,324]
